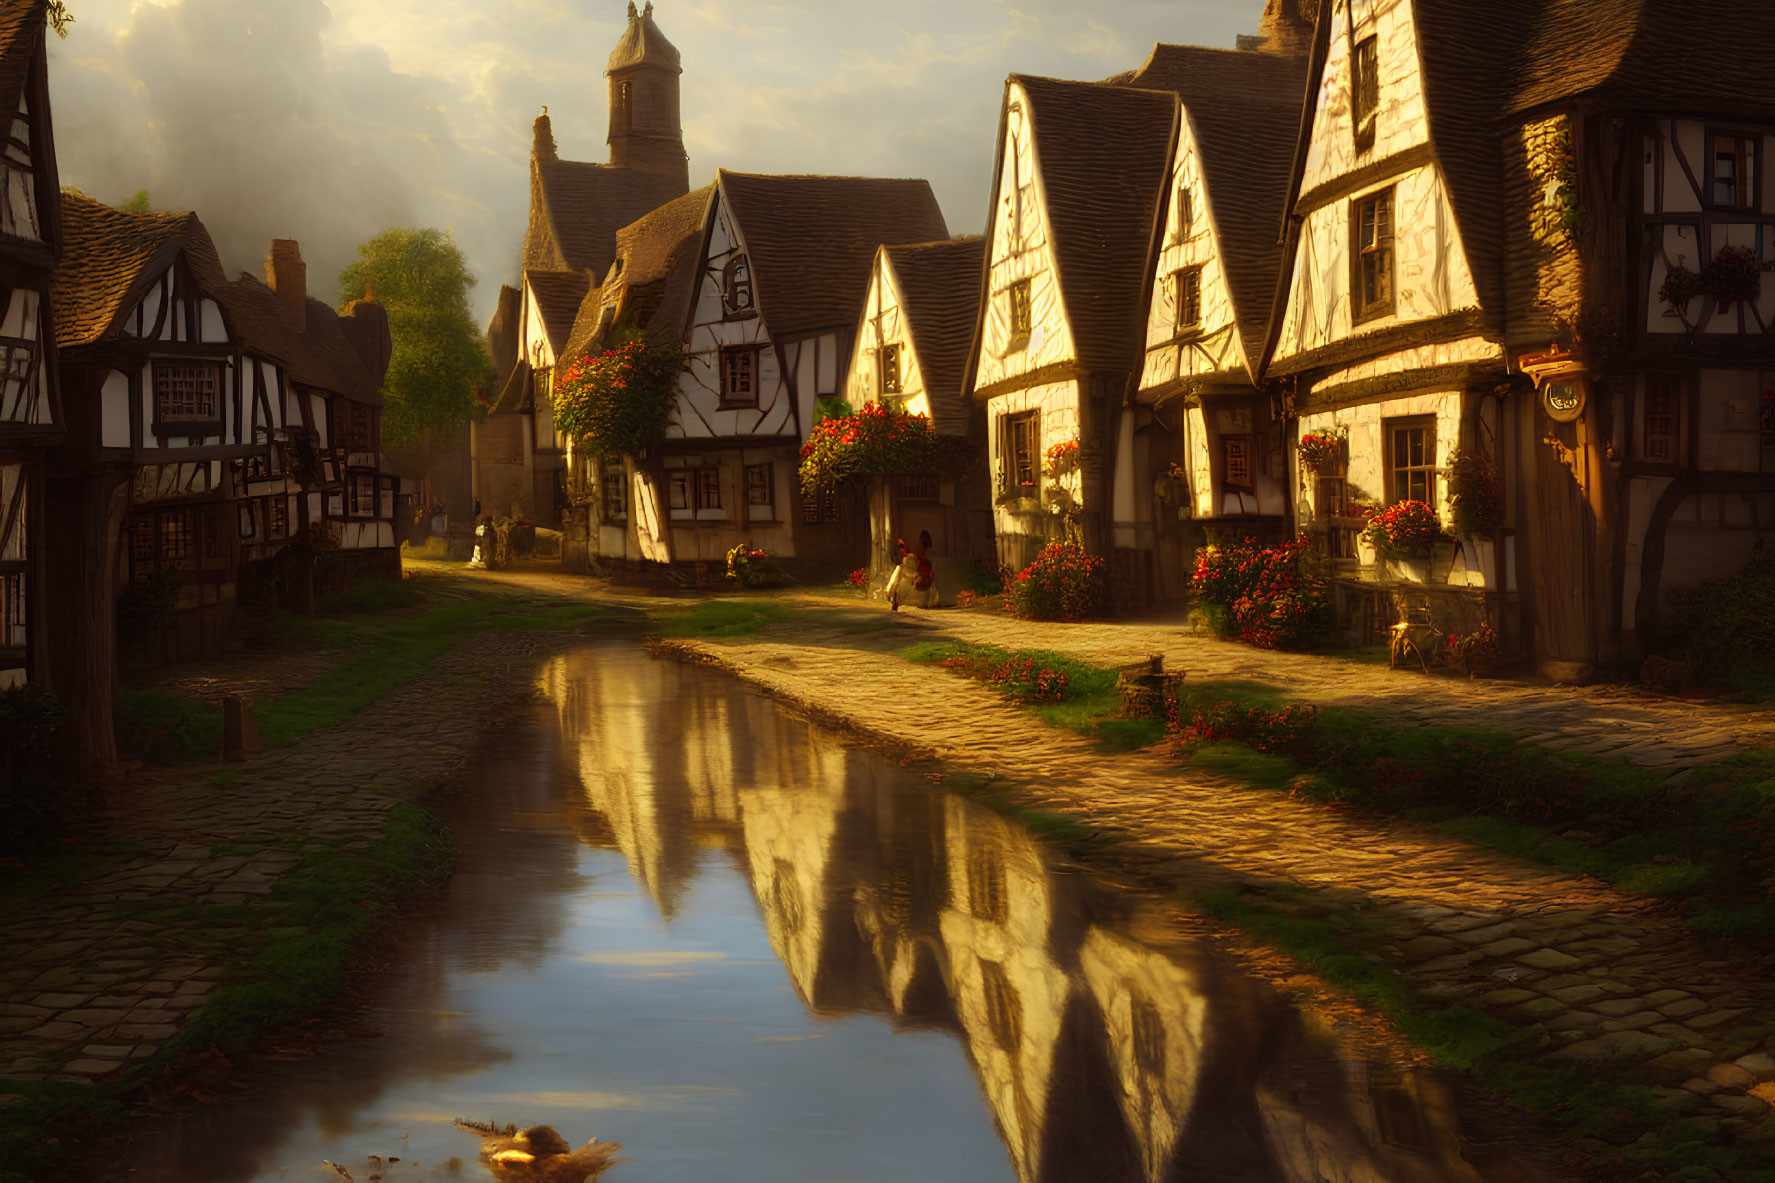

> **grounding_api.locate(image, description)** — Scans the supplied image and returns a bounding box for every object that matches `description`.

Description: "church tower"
[606,1,689,189]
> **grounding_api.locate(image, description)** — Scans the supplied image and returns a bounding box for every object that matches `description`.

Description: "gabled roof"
[51,193,229,349]
[527,155,687,277]
[1511,0,1775,119]
[881,236,985,433]
[607,1,681,75]
[524,268,592,361]
[0,0,42,136]
[491,358,533,416]
[297,294,384,405]
[1121,45,1309,379]
[1004,74,1177,374]
[716,171,948,342]
[564,184,711,361]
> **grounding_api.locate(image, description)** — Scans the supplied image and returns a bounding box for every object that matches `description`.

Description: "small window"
[1223,435,1253,491]
[267,496,289,540]
[1353,188,1395,322]
[667,470,691,511]
[1174,183,1193,241]
[1002,410,1039,489]
[722,254,754,315]
[695,466,722,511]
[602,469,628,521]
[1175,267,1203,331]
[1708,133,1757,211]
[1007,280,1032,346]
[721,347,757,406]
[745,463,773,507]
[1643,373,1679,461]
[801,485,841,524]
[1386,417,1436,503]
[879,344,902,395]
[159,509,196,563]
[348,473,377,517]
[2,571,23,652]
[154,363,219,424]
[1352,36,1379,150]
[895,473,938,501]
[618,80,633,131]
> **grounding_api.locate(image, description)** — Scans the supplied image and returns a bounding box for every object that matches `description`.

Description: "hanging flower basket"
[1704,244,1761,305]
[1297,429,1345,473]
[1361,499,1444,559]
[1043,439,1079,480]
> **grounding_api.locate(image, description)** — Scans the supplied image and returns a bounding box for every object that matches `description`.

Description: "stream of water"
[105,643,1547,1182]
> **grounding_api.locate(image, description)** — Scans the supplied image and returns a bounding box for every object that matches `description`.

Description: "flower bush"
[1167,697,1318,756]
[725,543,782,588]
[1361,500,1443,558]
[1706,244,1761,305]
[1445,620,1502,678]
[1007,541,1108,621]
[939,650,1072,704]
[1191,535,1331,650]
[552,331,683,456]
[847,567,868,590]
[1447,451,1502,535]
[1296,429,1344,471]
[798,403,970,495]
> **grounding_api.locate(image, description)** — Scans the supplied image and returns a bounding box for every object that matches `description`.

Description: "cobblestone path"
[0,632,569,1089]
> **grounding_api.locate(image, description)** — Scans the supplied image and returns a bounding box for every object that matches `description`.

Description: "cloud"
[48,0,1254,324]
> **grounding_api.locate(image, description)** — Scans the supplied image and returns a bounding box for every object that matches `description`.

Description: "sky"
[48,0,1257,326]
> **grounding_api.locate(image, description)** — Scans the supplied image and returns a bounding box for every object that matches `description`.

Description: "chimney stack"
[265,239,307,332]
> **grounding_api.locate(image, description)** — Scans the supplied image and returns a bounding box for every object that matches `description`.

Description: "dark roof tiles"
[526,158,686,277]
[52,192,226,349]
[880,236,984,434]
[524,268,593,360]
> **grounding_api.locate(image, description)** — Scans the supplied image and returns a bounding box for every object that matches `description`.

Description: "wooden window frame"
[1173,183,1193,242]
[1352,187,1396,324]
[719,346,758,408]
[1222,434,1254,492]
[800,485,841,525]
[1706,130,1759,213]
[1385,415,1437,504]
[667,470,691,512]
[1642,372,1681,463]
[1007,280,1032,349]
[695,465,722,512]
[879,343,903,395]
[1352,35,1379,152]
[722,254,755,317]
[602,468,628,522]
[1174,266,1203,333]
[1002,410,1039,491]
[153,361,221,429]
[745,463,774,510]
[267,496,289,541]
[894,473,938,501]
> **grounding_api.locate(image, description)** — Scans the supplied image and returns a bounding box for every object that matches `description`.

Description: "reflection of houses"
[1126,40,1308,600]
[0,0,62,692]
[477,0,690,524]
[842,236,995,592]
[967,73,1174,593]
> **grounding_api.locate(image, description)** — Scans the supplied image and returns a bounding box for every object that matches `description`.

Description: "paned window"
[1007,280,1032,345]
[745,463,773,508]
[1174,183,1193,241]
[267,496,289,540]
[1386,417,1436,503]
[695,466,722,511]
[1002,410,1038,489]
[1709,133,1757,211]
[895,473,938,500]
[1353,188,1395,322]
[1352,36,1380,150]
[722,254,754,315]
[159,509,196,563]
[1644,373,1679,461]
[1175,267,1203,331]
[1223,434,1253,491]
[340,401,373,454]
[2,571,23,651]
[667,470,691,511]
[128,517,155,582]
[879,344,903,395]
[154,363,219,424]
[603,469,628,521]
[721,347,757,406]
[800,485,842,524]
[349,473,376,516]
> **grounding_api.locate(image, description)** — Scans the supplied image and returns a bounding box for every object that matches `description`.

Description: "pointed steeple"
[604,2,687,186]
[532,106,558,165]
[607,1,681,75]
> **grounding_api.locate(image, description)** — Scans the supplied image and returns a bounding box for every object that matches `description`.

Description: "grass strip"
[651,600,790,638]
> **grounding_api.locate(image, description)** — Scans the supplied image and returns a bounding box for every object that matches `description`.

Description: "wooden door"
[1528,411,1597,675]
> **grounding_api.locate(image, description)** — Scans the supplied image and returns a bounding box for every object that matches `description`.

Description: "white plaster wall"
[845,254,937,422]
[101,369,131,447]
[1299,0,1430,195]
[1293,388,1461,528]
[986,378,1080,541]
[1696,368,1765,472]
[200,298,226,344]
[973,82,1077,393]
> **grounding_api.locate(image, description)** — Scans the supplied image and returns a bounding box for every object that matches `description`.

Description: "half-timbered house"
[604,170,947,577]
[1127,44,1309,601]
[842,235,993,592]
[0,0,61,692]
[967,74,1176,588]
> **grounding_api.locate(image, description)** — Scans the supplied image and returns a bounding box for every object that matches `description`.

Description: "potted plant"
[1447,450,1502,586]
[1362,499,1443,583]
[1446,620,1502,679]
[1703,244,1761,308]
[1297,427,1346,474]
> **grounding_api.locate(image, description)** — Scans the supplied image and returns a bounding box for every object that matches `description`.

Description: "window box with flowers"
[1362,499,1444,583]
[1660,245,1764,329]
[1296,428,1346,474]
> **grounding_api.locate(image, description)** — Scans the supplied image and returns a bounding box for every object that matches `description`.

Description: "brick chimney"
[265,239,307,332]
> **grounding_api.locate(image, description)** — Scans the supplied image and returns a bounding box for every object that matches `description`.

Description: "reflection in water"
[107,645,1544,1182]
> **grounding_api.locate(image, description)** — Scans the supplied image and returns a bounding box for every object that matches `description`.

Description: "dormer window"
[1352,35,1379,152]
[722,254,754,316]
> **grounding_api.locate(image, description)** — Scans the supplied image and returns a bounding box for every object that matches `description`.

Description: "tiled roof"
[297,294,383,405]
[717,170,949,342]
[0,0,41,135]
[1512,0,1775,118]
[524,268,592,360]
[491,358,532,416]
[213,274,303,368]
[607,2,680,74]
[1121,46,1308,379]
[881,236,984,434]
[563,184,711,361]
[51,193,227,349]
[526,157,687,277]
[1011,74,1177,374]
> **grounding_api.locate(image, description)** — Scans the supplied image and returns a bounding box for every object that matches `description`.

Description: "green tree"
[338,228,492,447]
[122,189,150,213]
